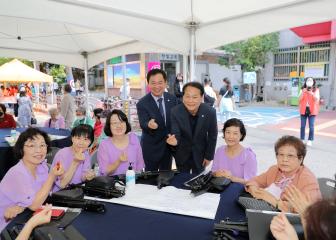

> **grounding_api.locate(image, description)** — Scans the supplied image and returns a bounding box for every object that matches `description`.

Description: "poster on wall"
[113,63,141,88]
[243,72,257,84]
[305,64,324,78]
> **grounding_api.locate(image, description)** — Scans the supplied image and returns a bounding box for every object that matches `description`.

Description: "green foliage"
[50,65,66,83]
[0,57,33,67]
[219,32,279,71]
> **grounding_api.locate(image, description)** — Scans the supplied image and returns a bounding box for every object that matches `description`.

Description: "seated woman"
[0,103,16,128]
[212,118,257,184]
[246,135,321,212]
[97,109,144,176]
[51,124,95,192]
[0,128,63,231]
[44,108,65,129]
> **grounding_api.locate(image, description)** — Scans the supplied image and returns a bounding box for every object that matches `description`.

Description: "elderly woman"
[0,104,16,128]
[44,108,65,129]
[97,109,144,176]
[72,106,94,129]
[51,124,95,191]
[212,118,257,184]
[0,128,64,231]
[246,135,321,212]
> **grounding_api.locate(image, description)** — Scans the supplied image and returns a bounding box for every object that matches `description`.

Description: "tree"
[49,65,66,84]
[219,32,279,71]
[0,57,33,67]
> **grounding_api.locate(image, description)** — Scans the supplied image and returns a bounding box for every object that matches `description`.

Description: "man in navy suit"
[136,69,179,171]
[167,82,218,174]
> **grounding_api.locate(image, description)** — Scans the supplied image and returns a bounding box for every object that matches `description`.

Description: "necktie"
[157,98,165,120]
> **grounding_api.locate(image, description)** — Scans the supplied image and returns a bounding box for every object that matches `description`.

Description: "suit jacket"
[136,92,179,166]
[170,103,218,172]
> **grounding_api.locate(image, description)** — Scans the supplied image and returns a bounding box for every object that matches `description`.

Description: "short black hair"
[14,128,51,160]
[93,108,103,119]
[104,109,131,137]
[146,69,167,83]
[64,84,72,93]
[71,124,94,146]
[0,103,6,113]
[182,82,205,96]
[223,118,246,141]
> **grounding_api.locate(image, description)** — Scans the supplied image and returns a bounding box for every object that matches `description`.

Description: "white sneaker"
[307,140,313,146]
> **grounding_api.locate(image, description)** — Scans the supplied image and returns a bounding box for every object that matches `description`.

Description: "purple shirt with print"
[51,147,91,192]
[0,160,49,231]
[211,146,257,180]
[97,132,144,176]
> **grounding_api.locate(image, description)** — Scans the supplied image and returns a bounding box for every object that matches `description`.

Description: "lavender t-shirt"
[97,132,144,176]
[51,147,91,192]
[211,146,257,180]
[0,160,49,231]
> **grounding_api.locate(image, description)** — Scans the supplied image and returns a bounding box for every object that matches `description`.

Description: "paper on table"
[85,184,220,219]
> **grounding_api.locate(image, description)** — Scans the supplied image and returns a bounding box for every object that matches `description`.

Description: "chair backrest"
[91,150,98,169]
[46,147,60,165]
[318,177,336,199]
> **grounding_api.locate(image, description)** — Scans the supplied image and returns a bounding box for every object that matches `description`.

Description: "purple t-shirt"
[97,132,144,176]
[211,146,257,180]
[51,147,91,192]
[44,116,65,129]
[0,160,49,231]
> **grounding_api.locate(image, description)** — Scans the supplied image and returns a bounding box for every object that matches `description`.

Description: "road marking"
[314,120,336,131]
[281,127,336,138]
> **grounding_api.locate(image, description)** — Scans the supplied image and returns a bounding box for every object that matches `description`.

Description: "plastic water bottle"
[10,129,16,137]
[125,162,135,187]
[94,164,100,176]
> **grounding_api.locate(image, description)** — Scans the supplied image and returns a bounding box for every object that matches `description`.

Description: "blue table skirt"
[72,174,247,240]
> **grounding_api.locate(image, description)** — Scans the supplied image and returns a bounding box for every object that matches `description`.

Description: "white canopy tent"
[0,0,335,106]
[0,59,52,83]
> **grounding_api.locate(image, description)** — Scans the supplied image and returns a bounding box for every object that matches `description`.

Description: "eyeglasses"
[24,144,48,150]
[276,153,298,161]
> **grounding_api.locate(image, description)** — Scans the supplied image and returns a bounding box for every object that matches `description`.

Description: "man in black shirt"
[167,82,218,174]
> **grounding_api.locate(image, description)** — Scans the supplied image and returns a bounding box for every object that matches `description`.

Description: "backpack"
[204,93,216,107]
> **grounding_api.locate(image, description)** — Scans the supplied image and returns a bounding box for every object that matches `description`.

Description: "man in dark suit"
[167,82,218,174]
[136,69,179,171]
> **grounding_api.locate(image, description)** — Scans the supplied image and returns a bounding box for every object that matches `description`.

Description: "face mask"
[306,79,314,87]
[77,116,85,121]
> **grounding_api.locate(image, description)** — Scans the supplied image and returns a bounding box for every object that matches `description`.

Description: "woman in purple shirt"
[212,118,257,184]
[98,109,144,176]
[0,128,64,231]
[44,108,65,129]
[51,124,95,192]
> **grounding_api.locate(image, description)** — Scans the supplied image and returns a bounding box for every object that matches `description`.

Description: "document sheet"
[85,184,220,219]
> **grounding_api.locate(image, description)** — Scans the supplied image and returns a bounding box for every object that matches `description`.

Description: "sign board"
[147,62,161,71]
[243,72,257,84]
[305,64,324,78]
[160,54,179,61]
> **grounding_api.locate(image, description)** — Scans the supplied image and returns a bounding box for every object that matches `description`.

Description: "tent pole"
[82,52,89,113]
[122,55,127,100]
[189,22,197,82]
